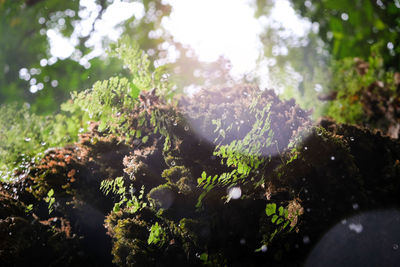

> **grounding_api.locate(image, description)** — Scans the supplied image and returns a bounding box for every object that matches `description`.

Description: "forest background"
[1,0,399,179]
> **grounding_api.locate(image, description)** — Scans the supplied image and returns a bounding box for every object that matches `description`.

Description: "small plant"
[147,222,166,246]
[100,177,147,213]
[45,189,55,214]
[24,204,33,213]
[261,203,296,246]
[197,103,274,207]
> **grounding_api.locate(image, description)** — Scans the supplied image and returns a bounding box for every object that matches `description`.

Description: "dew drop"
[330,156,335,160]
[240,238,246,245]
[261,245,267,252]
[24,137,31,142]
[184,126,189,131]
[352,203,359,210]
[350,137,354,141]
[348,223,363,234]
[393,244,399,250]
[171,161,176,166]
[173,121,178,126]
[304,146,308,150]
[228,187,242,199]
[303,236,310,244]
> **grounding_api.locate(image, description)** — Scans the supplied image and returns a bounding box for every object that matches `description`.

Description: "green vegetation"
[1,1,400,266]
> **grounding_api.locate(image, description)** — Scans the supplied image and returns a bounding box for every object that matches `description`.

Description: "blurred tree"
[290,0,400,70]
[0,0,232,115]
[254,0,400,117]
[0,0,122,113]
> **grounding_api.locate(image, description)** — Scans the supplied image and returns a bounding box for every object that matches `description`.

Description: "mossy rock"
[3,85,400,266]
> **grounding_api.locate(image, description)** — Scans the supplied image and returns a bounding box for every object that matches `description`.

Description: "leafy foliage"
[44,188,55,214]
[62,37,174,143]
[147,222,166,246]
[0,103,84,181]
[290,0,400,70]
[319,50,400,137]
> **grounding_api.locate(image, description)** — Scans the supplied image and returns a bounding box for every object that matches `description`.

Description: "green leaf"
[147,222,164,246]
[113,203,120,212]
[266,203,276,216]
[200,253,208,262]
[47,189,54,197]
[278,206,284,216]
[271,214,278,223]
[142,135,149,143]
[25,204,33,213]
[284,209,289,219]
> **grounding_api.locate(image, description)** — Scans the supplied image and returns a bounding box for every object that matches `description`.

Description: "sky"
[48,0,311,84]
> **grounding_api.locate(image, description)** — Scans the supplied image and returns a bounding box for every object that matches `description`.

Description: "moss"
[3,84,400,266]
[147,183,179,210]
[0,187,89,267]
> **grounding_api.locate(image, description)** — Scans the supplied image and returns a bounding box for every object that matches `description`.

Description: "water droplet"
[142,172,146,176]
[393,244,399,250]
[9,232,12,236]
[240,238,246,245]
[350,137,354,141]
[304,146,308,150]
[173,121,178,126]
[24,137,31,142]
[256,170,260,174]
[184,126,189,131]
[330,156,335,160]
[304,189,308,194]
[352,203,359,210]
[41,142,46,146]
[240,120,244,124]
[303,236,310,244]
[348,223,363,233]
[261,245,267,252]
[171,161,176,166]
[302,177,306,182]
[306,208,311,212]
[228,187,242,199]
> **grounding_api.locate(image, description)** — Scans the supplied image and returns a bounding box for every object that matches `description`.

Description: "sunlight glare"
[163,0,263,77]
